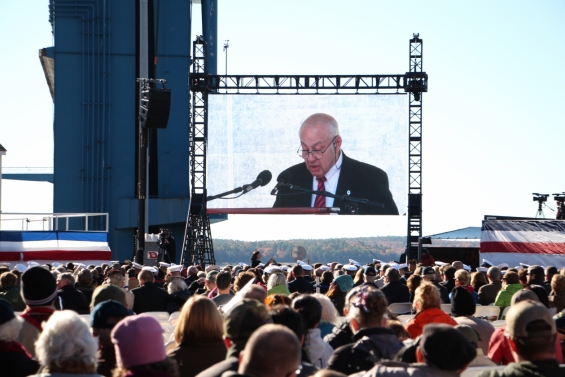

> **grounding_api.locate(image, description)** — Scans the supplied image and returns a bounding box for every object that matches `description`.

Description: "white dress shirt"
[310,152,343,207]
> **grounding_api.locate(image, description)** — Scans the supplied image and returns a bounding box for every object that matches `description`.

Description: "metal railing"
[2,167,54,174]
[0,212,109,232]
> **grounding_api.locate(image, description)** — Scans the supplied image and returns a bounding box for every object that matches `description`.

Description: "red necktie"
[314,177,327,208]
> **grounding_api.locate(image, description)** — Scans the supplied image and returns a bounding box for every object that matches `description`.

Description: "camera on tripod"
[159,228,171,243]
[532,193,548,203]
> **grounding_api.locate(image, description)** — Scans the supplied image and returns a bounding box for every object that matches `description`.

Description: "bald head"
[239,324,301,377]
[299,113,340,138]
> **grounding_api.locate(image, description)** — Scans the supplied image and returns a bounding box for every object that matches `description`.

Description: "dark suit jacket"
[273,153,398,215]
[131,281,172,314]
[288,276,315,294]
[56,285,90,314]
[381,280,410,304]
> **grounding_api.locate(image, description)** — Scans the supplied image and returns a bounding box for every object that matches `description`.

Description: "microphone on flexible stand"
[270,179,284,195]
[242,170,272,194]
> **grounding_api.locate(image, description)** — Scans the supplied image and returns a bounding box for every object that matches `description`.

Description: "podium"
[206,207,340,215]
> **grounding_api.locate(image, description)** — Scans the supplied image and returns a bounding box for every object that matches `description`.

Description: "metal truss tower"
[180,36,216,267]
[182,34,427,267]
[405,34,426,259]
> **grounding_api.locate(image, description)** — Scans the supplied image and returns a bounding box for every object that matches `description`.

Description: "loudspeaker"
[139,88,171,129]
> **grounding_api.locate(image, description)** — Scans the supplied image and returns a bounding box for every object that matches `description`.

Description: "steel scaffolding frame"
[181,34,427,267]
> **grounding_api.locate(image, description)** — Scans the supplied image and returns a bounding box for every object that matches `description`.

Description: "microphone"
[270,179,284,195]
[243,170,272,193]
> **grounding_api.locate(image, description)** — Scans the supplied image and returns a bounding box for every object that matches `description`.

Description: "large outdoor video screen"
[207,95,408,215]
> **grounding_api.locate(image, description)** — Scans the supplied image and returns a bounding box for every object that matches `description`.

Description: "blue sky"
[1,1,564,240]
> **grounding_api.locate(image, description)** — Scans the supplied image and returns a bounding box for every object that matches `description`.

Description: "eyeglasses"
[297,136,337,160]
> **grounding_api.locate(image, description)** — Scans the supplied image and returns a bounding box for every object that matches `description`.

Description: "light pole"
[0,144,6,230]
[223,40,229,79]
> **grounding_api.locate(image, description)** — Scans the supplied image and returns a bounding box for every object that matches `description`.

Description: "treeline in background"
[212,236,405,265]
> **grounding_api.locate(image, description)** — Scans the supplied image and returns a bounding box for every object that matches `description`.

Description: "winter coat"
[304,328,333,368]
[267,284,291,296]
[493,283,523,309]
[0,285,25,311]
[349,361,461,377]
[324,319,354,349]
[328,327,404,375]
[405,307,457,339]
[168,339,227,377]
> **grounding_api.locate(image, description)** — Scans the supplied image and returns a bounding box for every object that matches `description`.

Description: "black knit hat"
[451,286,476,317]
[21,266,57,306]
[420,323,476,371]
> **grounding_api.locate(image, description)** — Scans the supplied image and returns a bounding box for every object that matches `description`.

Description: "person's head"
[90,300,130,347]
[321,270,334,284]
[175,295,224,344]
[269,305,306,345]
[223,299,272,351]
[442,266,456,282]
[234,271,256,293]
[91,284,127,310]
[238,324,301,377]
[417,323,476,372]
[205,270,218,290]
[408,259,417,272]
[291,264,304,278]
[406,274,422,295]
[347,288,388,331]
[552,274,565,294]
[215,271,232,292]
[486,266,501,283]
[503,271,520,285]
[265,294,293,308]
[413,282,441,312]
[422,266,436,282]
[187,266,198,276]
[331,274,354,294]
[451,286,476,317]
[0,272,17,288]
[36,310,98,373]
[524,284,550,308]
[251,251,261,261]
[505,300,557,361]
[240,284,268,303]
[112,314,177,375]
[546,266,558,282]
[76,268,93,287]
[21,266,58,308]
[452,261,463,270]
[421,249,429,257]
[56,272,75,288]
[0,298,22,342]
[292,294,322,330]
[511,289,540,306]
[298,113,342,179]
[527,265,545,283]
[138,269,154,284]
[471,271,487,287]
[454,269,470,286]
[267,272,287,291]
[107,270,125,287]
[312,293,339,325]
[167,277,188,295]
[385,268,400,283]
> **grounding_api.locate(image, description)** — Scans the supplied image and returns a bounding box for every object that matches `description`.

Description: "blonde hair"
[312,293,338,324]
[552,274,565,294]
[174,295,223,344]
[455,269,470,285]
[413,282,441,312]
[267,273,287,291]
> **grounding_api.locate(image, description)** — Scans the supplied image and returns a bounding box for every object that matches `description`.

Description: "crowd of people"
[0,253,565,377]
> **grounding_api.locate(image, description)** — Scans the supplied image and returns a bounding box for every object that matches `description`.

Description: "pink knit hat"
[111,314,167,368]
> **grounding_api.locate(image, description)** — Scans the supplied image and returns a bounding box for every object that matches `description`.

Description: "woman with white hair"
[312,293,339,338]
[167,277,192,312]
[29,310,101,376]
[267,272,290,296]
[0,298,39,376]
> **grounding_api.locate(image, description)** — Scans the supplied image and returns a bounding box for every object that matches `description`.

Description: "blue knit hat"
[334,274,353,293]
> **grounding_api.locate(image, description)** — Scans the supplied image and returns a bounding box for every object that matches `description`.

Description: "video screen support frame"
[180,34,427,267]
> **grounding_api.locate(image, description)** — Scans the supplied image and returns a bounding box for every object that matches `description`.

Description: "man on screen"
[272,113,398,215]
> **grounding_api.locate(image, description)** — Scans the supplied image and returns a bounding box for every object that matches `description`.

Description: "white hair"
[267,273,287,291]
[0,316,23,341]
[35,310,98,369]
[299,113,340,138]
[312,293,338,324]
[168,278,188,294]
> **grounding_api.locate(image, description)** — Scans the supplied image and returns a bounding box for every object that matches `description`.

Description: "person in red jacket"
[420,248,435,267]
